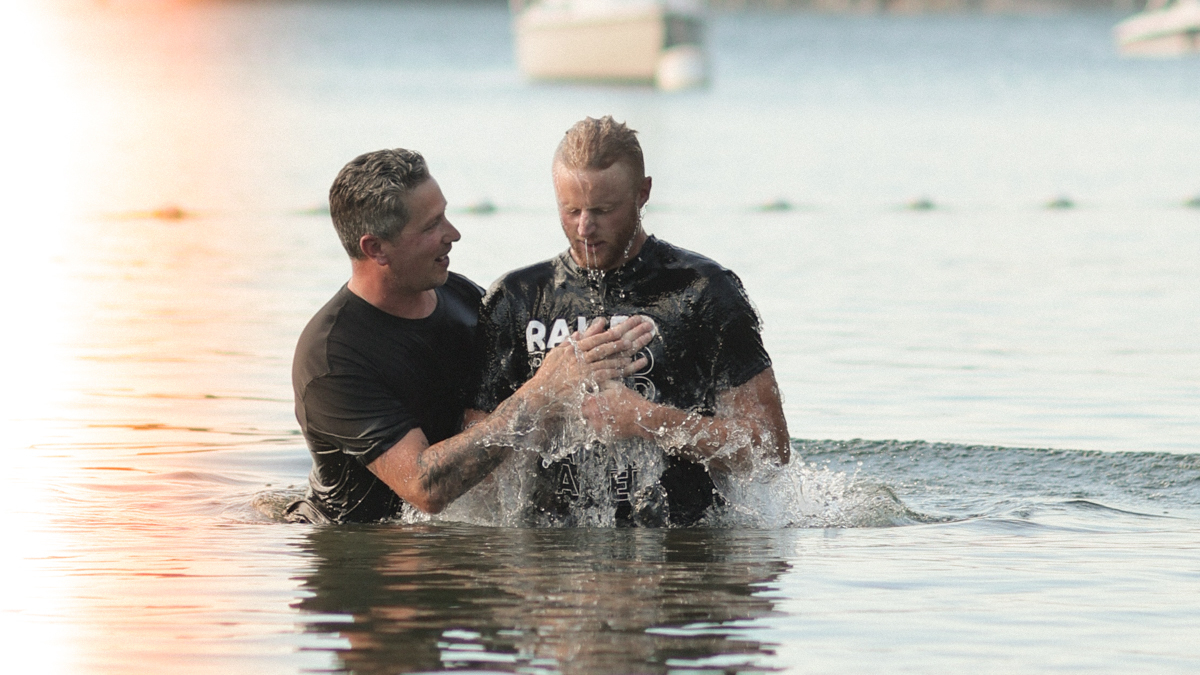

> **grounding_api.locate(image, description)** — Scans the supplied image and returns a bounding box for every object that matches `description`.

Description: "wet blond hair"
[553,116,645,180]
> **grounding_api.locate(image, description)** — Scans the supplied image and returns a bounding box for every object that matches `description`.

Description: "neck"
[348,262,438,319]
[628,229,649,259]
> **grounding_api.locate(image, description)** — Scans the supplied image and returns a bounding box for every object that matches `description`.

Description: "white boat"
[1114,0,1200,56]
[510,0,709,90]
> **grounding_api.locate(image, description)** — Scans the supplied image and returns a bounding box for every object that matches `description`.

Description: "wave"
[247,438,1200,529]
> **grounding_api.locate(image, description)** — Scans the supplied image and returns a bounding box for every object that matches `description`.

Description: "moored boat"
[1114,0,1200,56]
[510,0,709,90]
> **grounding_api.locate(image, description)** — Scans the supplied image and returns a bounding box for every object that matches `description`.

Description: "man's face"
[379,177,460,293]
[553,161,651,271]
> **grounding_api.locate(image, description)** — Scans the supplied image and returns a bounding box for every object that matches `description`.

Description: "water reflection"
[295,524,789,674]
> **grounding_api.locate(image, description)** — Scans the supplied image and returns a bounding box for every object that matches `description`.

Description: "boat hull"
[1114,0,1200,55]
[513,3,707,88]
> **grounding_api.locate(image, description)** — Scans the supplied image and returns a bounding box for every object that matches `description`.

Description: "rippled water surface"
[1,1,1198,673]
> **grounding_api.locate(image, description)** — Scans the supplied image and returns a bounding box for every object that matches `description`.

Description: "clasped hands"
[528,316,655,438]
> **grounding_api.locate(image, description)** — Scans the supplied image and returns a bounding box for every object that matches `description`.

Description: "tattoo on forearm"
[418,442,508,503]
[410,391,542,506]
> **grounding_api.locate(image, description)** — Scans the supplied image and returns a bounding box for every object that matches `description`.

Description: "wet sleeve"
[300,366,419,467]
[471,282,527,413]
[705,270,771,390]
[454,275,488,415]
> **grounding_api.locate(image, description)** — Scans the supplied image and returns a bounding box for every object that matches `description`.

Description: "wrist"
[636,401,681,443]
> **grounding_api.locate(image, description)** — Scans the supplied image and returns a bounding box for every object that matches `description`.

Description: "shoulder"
[646,237,750,301]
[649,238,734,280]
[439,272,485,320]
[646,239,760,332]
[296,286,354,352]
[481,258,560,308]
[443,272,485,302]
[488,258,559,292]
[293,286,360,390]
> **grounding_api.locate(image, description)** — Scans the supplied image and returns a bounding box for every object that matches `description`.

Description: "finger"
[590,367,621,383]
[622,355,649,376]
[581,317,607,339]
[604,319,654,353]
[605,316,645,342]
[580,316,640,350]
[588,362,624,381]
[589,356,636,381]
[576,330,629,356]
[548,321,608,359]
[622,324,655,353]
[589,347,642,371]
[582,339,630,363]
[575,327,622,353]
[619,324,657,355]
[592,350,646,374]
[585,325,656,362]
[577,316,656,355]
[612,315,656,340]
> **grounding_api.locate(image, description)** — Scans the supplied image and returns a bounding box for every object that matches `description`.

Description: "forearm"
[597,369,791,474]
[412,434,510,514]
[627,401,788,473]
[411,393,543,511]
[371,393,545,514]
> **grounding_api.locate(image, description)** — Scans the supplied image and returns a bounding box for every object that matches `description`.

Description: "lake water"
[2,0,1198,673]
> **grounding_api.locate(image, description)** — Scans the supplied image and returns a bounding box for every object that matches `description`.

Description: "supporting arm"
[583,368,790,474]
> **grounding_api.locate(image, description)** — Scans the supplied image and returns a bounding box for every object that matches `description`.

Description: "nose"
[576,211,596,238]
[444,220,461,243]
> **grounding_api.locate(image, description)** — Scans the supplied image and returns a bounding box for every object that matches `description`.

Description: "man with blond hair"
[470,117,790,527]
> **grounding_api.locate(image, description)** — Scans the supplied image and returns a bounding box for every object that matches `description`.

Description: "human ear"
[359,234,388,265]
[637,176,652,208]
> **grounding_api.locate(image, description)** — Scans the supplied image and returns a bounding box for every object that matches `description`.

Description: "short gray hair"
[329,148,430,259]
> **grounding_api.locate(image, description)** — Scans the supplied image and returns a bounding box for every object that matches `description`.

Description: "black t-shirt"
[474,236,771,526]
[289,273,484,523]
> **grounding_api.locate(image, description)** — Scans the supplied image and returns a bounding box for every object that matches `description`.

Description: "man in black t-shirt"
[471,117,790,527]
[288,148,654,524]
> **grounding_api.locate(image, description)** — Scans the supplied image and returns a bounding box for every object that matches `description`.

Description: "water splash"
[708,458,929,528]
[257,436,1200,528]
[406,438,925,529]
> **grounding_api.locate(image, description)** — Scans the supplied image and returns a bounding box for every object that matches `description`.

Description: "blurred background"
[2,0,1195,455]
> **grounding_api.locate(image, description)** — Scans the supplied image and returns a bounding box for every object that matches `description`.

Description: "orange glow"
[1,2,85,670]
